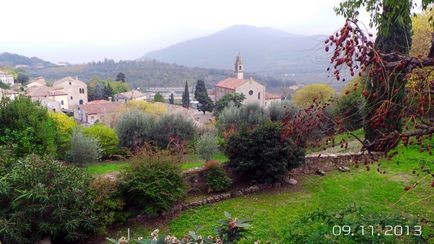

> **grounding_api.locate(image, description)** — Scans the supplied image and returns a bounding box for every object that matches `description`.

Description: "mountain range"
[144,25,330,84]
[0,52,57,69]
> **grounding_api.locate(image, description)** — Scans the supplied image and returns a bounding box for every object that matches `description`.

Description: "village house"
[114,89,147,103]
[74,100,125,127]
[0,88,19,100]
[214,55,282,107]
[27,86,69,111]
[265,92,282,107]
[0,71,14,85]
[27,77,47,89]
[52,76,88,108]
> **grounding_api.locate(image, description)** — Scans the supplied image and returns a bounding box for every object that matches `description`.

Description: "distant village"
[0,55,302,127]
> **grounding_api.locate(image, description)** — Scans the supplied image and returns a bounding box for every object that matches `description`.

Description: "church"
[214,55,280,107]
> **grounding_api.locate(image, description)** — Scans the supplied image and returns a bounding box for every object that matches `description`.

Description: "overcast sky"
[1,0,373,64]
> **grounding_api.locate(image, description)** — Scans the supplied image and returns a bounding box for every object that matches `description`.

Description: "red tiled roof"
[79,100,124,115]
[215,78,248,90]
[265,92,281,100]
[27,86,67,97]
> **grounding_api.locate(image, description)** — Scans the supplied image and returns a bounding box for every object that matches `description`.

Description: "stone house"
[74,100,125,127]
[27,86,69,111]
[0,71,14,85]
[52,76,88,108]
[114,89,146,103]
[27,77,47,89]
[215,55,266,106]
[264,92,282,107]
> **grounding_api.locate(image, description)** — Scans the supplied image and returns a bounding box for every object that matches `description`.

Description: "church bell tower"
[234,54,244,79]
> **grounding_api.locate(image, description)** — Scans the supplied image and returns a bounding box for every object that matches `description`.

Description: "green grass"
[181,152,229,170]
[108,140,433,242]
[85,161,130,175]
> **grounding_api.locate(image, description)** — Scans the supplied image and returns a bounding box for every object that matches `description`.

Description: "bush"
[152,113,197,148]
[50,112,77,158]
[121,155,186,215]
[83,124,121,159]
[218,103,268,131]
[267,100,299,121]
[0,96,58,157]
[126,100,167,116]
[292,84,336,108]
[333,78,365,131]
[90,177,125,233]
[225,122,305,183]
[116,110,156,149]
[67,129,101,165]
[206,166,232,192]
[0,156,98,243]
[196,133,219,161]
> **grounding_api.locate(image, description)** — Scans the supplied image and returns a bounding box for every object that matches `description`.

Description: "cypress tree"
[169,93,175,104]
[182,81,190,108]
[194,80,214,114]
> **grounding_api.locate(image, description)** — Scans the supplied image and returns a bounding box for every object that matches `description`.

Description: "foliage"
[0,81,11,89]
[90,177,125,233]
[213,93,245,116]
[50,112,77,158]
[194,79,214,114]
[152,114,197,148]
[267,100,299,121]
[83,124,121,159]
[225,122,305,183]
[169,93,175,104]
[333,78,365,131]
[0,96,57,157]
[126,100,167,116]
[282,205,428,243]
[116,72,126,82]
[120,155,186,215]
[206,166,232,192]
[196,133,220,161]
[182,81,190,108]
[217,211,251,243]
[67,129,101,165]
[16,73,29,84]
[218,103,269,132]
[116,110,156,149]
[0,156,98,243]
[410,8,434,57]
[292,84,336,108]
[88,77,130,101]
[153,92,166,103]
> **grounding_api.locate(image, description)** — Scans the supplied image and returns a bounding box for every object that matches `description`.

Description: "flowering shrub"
[107,212,251,243]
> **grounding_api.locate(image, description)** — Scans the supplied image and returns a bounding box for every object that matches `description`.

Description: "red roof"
[265,92,281,100]
[215,78,248,90]
[79,100,124,115]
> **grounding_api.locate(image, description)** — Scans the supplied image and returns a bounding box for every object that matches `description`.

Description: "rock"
[338,166,351,172]
[316,169,326,176]
[285,178,298,185]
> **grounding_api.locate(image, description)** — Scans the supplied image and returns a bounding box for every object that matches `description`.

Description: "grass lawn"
[86,152,228,175]
[108,141,433,243]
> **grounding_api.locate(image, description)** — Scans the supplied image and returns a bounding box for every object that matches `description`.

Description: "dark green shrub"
[121,155,186,215]
[267,100,299,121]
[0,96,57,157]
[333,79,365,131]
[152,114,197,148]
[206,166,232,192]
[0,156,98,243]
[67,129,101,165]
[83,123,121,159]
[225,122,305,183]
[282,205,427,243]
[90,177,125,233]
[115,110,156,149]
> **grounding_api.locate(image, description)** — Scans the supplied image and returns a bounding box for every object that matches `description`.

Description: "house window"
[249,90,253,95]
[90,116,94,120]
[79,99,84,105]
[61,100,64,105]
[79,88,85,94]
[70,96,73,100]
[69,82,72,85]
[258,92,261,99]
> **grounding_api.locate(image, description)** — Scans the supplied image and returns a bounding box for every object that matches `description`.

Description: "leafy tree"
[182,81,190,108]
[126,100,167,116]
[214,93,246,116]
[83,124,120,159]
[218,103,269,132]
[50,112,77,158]
[116,110,156,149]
[196,132,219,161]
[292,84,336,108]
[0,96,57,157]
[169,93,175,104]
[225,122,305,183]
[15,73,29,84]
[115,72,126,82]
[67,129,101,165]
[152,114,197,148]
[153,92,166,103]
[333,78,365,131]
[410,8,433,57]
[267,100,299,121]
[104,83,114,99]
[194,79,214,114]
[0,155,99,243]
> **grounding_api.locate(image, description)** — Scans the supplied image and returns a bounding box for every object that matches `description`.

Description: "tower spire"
[234,53,243,79]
